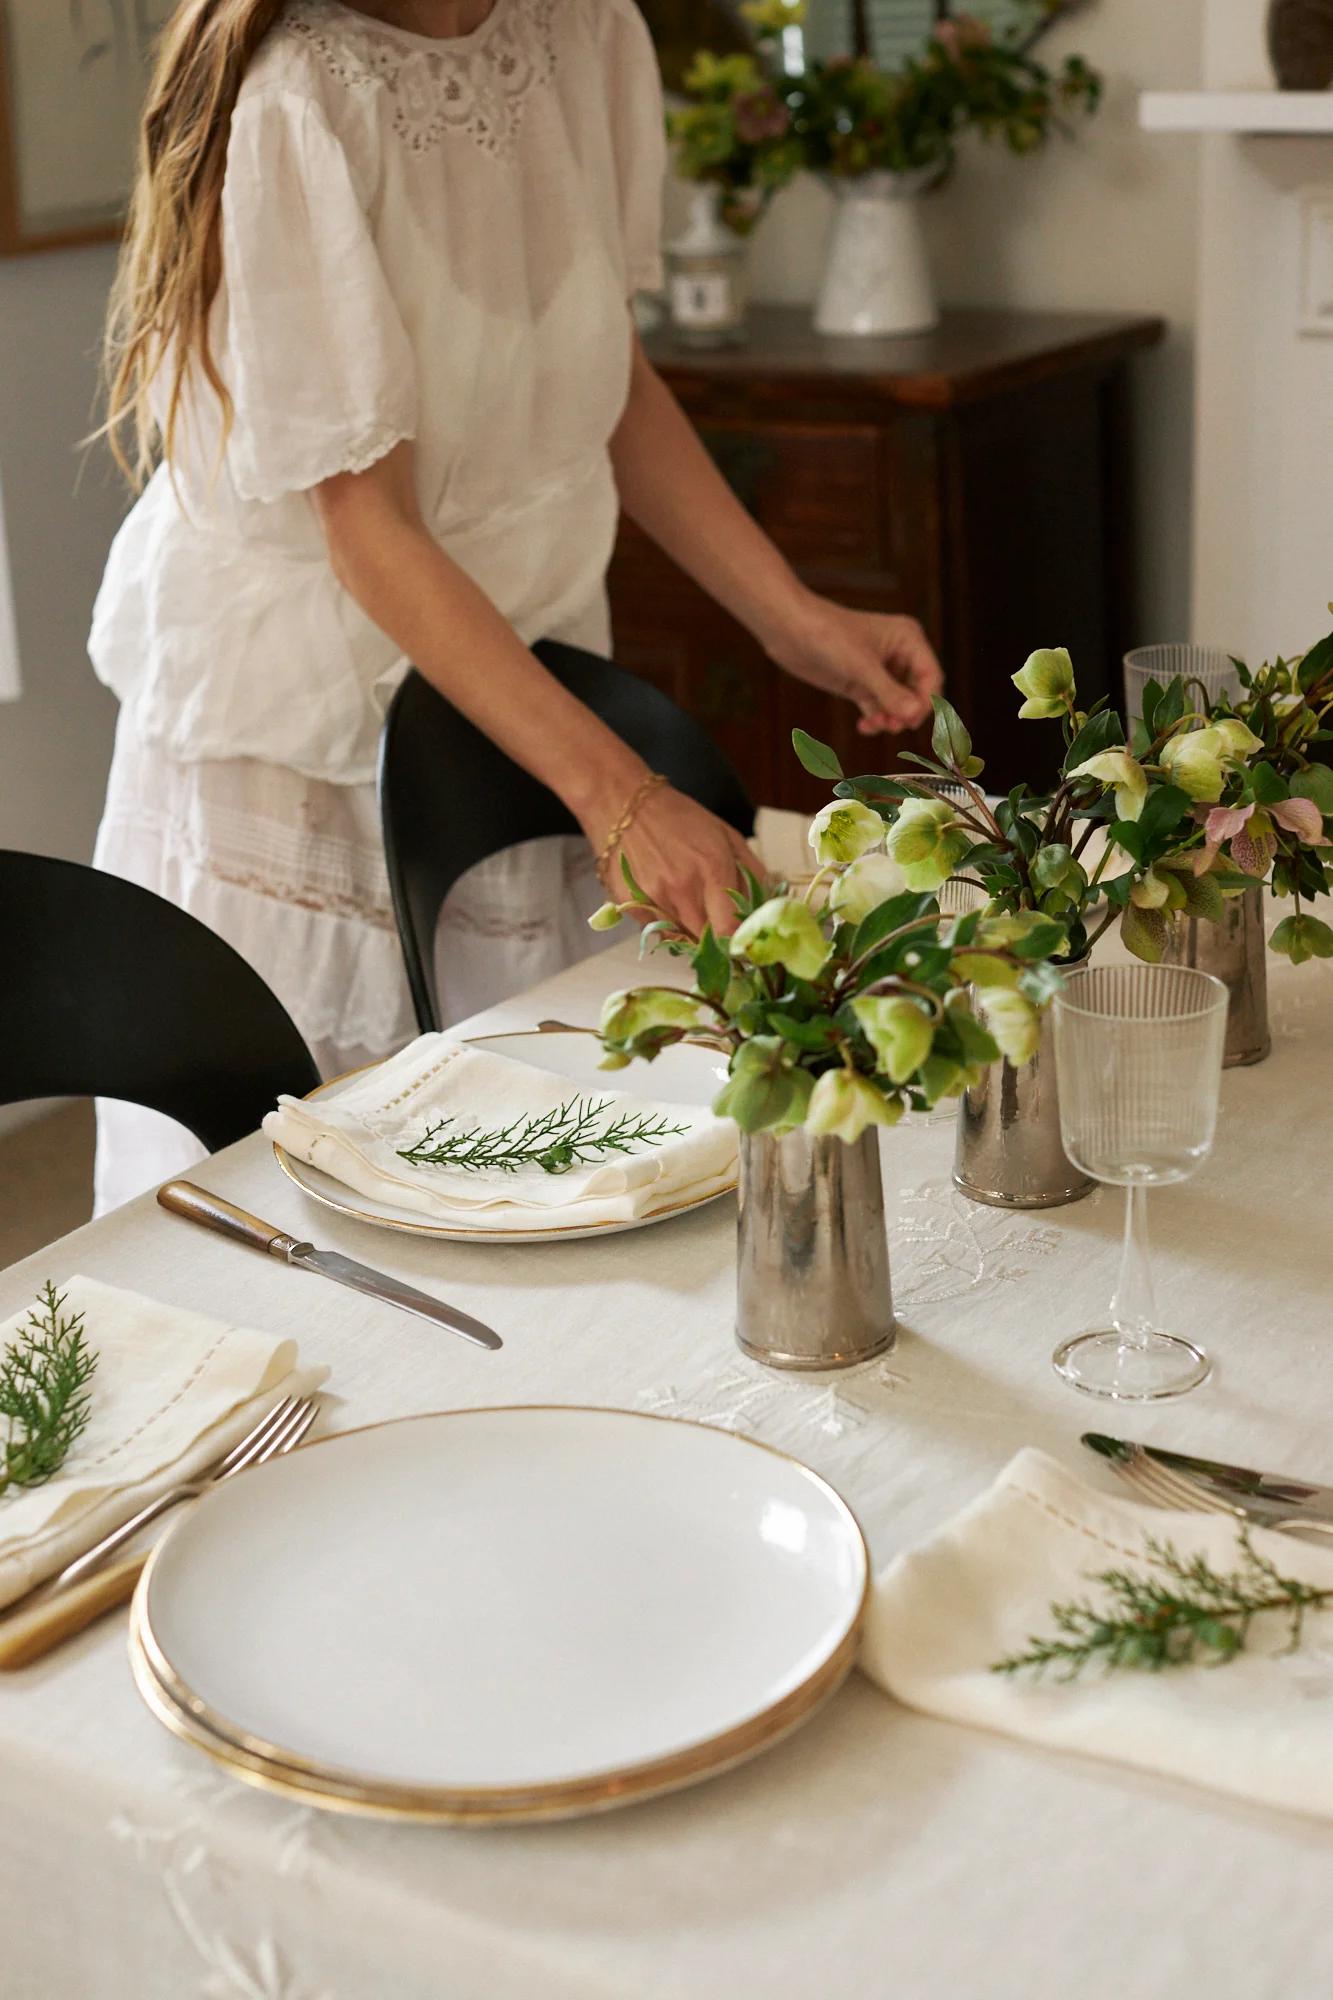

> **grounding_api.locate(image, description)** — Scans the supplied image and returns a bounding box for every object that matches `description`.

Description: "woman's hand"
[602,785,766,941]
[767,595,944,736]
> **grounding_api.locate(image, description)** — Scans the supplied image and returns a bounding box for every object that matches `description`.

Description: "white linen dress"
[88,0,665,1211]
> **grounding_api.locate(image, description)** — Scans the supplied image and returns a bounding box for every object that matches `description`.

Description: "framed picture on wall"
[0,1,168,254]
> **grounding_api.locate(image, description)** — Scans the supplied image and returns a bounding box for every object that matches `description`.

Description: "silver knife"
[1083,1432,1333,1527]
[157,1181,502,1351]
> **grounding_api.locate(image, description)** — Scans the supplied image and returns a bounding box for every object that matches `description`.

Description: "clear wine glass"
[1123,643,1241,730]
[1051,964,1228,1400]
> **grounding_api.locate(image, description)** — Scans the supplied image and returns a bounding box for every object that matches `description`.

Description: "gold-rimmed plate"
[272,1032,737,1243]
[130,1408,869,1824]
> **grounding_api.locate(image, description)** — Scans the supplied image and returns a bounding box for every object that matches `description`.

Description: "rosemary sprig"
[991,1531,1333,1681]
[397,1096,689,1176]
[0,1283,99,1495]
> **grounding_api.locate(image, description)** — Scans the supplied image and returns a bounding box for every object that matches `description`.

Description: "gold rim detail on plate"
[271,1063,738,1242]
[130,1406,870,1824]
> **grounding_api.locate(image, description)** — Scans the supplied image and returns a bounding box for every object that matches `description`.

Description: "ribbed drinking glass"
[1051,964,1228,1400]
[1122,644,1241,729]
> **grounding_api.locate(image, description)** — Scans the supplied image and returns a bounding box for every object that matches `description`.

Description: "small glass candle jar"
[665,187,748,349]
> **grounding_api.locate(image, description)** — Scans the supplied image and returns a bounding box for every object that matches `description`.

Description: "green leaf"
[620,852,649,904]
[1291,764,1333,815]
[930,696,972,771]
[1249,761,1288,806]
[851,890,938,962]
[1064,707,1124,772]
[1135,784,1193,849]
[1018,960,1066,1006]
[1007,919,1069,961]
[1297,629,1333,693]
[791,729,843,782]
[765,1011,840,1052]
[693,926,730,1004]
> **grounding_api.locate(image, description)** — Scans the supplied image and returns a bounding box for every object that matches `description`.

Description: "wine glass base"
[1052,1328,1211,1401]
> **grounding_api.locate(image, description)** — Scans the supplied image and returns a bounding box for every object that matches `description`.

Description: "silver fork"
[1102,1441,1333,1538]
[57,1394,320,1587]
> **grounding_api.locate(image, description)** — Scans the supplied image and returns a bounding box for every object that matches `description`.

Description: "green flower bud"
[599,987,706,1044]
[827,851,909,925]
[885,797,972,892]
[1012,647,1076,719]
[975,988,1041,1066]
[851,994,936,1083]
[1067,749,1149,822]
[804,1069,901,1143]
[808,799,885,865]
[588,902,624,932]
[730,896,830,980]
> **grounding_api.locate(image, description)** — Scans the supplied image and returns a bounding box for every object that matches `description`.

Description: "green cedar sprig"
[0,1283,99,1495]
[991,1530,1333,1680]
[397,1097,689,1176]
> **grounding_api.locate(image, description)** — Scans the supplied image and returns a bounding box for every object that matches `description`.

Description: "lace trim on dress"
[283,0,558,159]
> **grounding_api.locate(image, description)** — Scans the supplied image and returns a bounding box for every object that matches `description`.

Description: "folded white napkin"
[753,806,816,886]
[0,1276,325,1609]
[264,1037,737,1229]
[861,1447,1333,1822]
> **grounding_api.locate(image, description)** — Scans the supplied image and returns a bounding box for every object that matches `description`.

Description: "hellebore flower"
[1067,749,1149,822]
[1270,913,1333,965]
[975,988,1041,1066]
[730,896,830,980]
[1159,721,1260,802]
[885,797,973,891]
[712,1036,813,1133]
[851,994,935,1083]
[805,1069,901,1143]
[808,798,885,865]
[827,851,909,925]
[1012,647,1076,720]
[600,988,708,1043]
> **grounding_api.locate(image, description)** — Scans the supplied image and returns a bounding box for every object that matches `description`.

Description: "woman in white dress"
[90,0,942,1210]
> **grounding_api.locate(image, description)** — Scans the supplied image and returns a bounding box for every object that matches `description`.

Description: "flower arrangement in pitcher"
[1128,622,1333,965]
[590,773,1071,1145]
[820,637,1333,968]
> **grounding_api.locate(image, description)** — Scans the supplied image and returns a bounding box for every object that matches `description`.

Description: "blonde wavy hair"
[102,0,285,486]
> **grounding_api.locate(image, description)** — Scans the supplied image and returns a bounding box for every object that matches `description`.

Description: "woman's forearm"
[313,446,645,840]
[609,334,815,657]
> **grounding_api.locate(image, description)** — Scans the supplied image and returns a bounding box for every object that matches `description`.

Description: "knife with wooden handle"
[157,1181,502,1350]
[0,1554,146,1670]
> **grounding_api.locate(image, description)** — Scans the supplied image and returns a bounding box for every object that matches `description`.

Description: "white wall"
[0,244,123,864]
[1189,5,1333,660]
[698,0,1207,644]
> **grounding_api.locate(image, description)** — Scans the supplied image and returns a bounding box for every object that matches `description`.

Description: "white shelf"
[1141,91,1333,134]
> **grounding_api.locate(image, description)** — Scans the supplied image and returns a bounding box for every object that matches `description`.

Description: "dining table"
[3,927,1333,2000]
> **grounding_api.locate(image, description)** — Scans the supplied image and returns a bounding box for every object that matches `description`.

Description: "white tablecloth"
[3,933,1333,2000]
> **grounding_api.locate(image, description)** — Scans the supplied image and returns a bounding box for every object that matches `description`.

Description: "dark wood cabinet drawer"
[696,421,887,578]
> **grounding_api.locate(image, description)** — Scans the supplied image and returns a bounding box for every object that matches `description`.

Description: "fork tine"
[1118,1451,1227,1518]
[212,1395,297,1477]
[252,1397,319,1466]
[218,1397,307,1481]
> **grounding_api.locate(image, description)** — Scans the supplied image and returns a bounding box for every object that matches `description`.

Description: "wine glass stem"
[1111,1182,1158,1351]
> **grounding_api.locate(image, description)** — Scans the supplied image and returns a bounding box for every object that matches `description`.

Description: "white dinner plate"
[131,1408,869,1823]
[271,1031,736,1243]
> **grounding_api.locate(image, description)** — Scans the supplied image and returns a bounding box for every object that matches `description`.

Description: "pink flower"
[1270,795,1326,844]
[733,88,790,145]
[1232,817,1277,877]
[1193,804,1252,875]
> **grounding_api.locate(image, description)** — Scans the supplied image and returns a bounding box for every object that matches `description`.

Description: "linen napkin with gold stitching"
[861,1447,1333,1822]
[0,1275,325,1608]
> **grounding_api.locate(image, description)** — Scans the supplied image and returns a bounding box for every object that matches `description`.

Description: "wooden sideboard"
[608,305,1166,811]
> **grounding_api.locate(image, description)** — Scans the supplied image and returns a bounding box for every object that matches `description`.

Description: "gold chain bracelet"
[595,772,669,882]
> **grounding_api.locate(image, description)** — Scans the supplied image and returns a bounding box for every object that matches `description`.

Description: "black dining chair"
[0,850,320,1151]
[378,638,754,1033]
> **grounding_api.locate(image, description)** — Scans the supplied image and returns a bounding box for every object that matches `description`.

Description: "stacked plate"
[130,1407,870,1822]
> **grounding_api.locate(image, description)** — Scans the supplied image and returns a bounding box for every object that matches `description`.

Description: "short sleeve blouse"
[89,0,667,783]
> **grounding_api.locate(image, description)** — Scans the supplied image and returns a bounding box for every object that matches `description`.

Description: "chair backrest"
[0,850,320,1151]
[378,638,754,1032]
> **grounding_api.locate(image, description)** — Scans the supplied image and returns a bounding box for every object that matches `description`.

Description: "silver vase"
[736,1127,895,1371]
[1163,883,1270,1067]
[954,1000,1095,1209]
